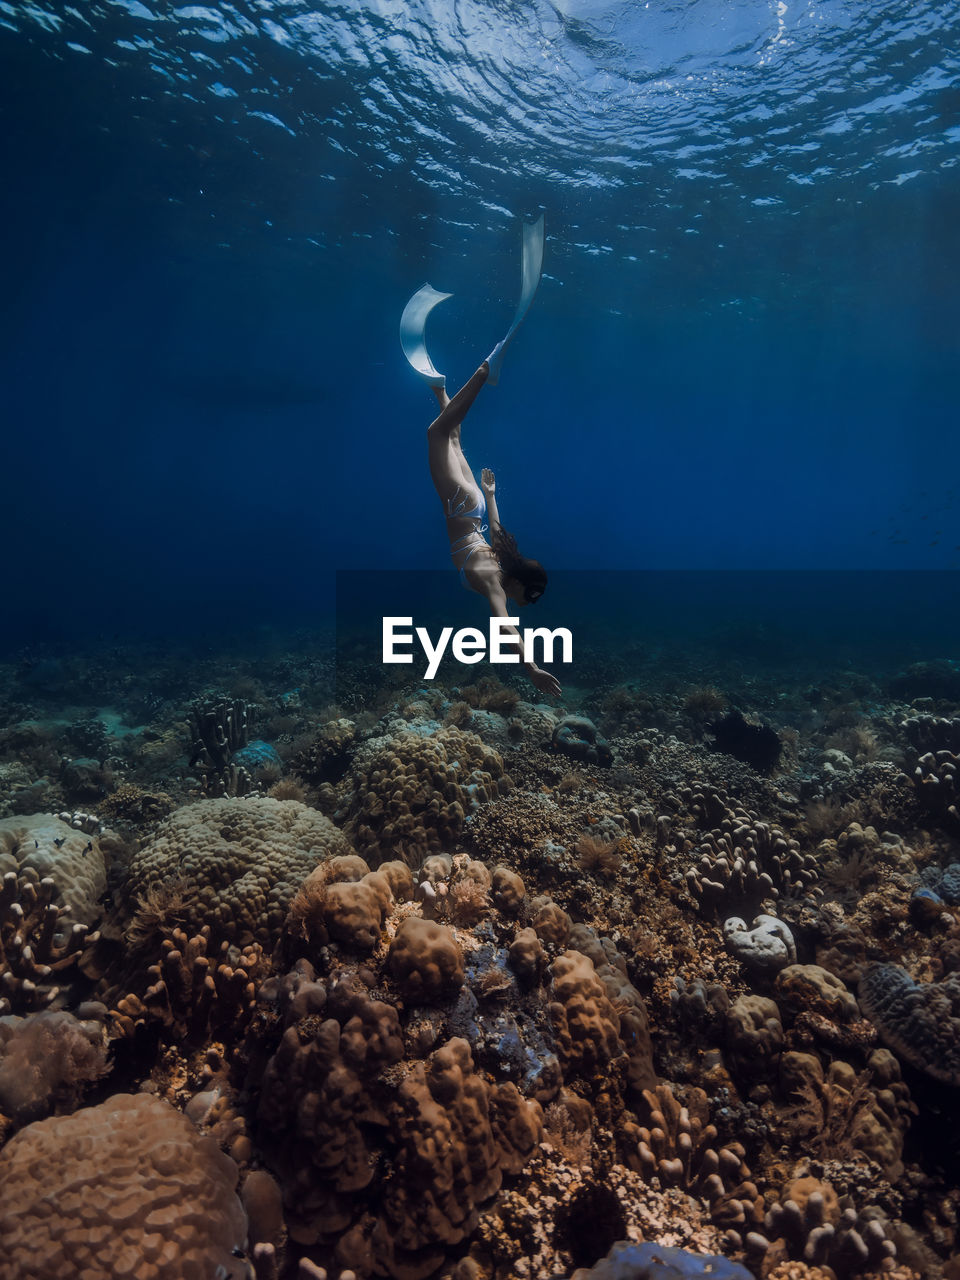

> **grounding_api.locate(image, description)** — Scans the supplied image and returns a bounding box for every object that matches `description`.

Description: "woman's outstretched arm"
[486,583,562,700]
[481,469,501,536]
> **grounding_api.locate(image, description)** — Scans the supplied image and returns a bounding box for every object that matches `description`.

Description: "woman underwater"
[401,217,562,700]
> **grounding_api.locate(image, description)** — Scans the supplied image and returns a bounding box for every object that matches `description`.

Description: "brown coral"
[388,916,465,1003]
[337,727,510,866]
[124,797,355,947]
[0,1093,247,1280]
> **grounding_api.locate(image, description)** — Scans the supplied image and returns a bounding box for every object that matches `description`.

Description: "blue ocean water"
[1,0,959,650]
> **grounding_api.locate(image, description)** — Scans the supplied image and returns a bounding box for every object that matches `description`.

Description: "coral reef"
[336,726,510,866]
[0,1093,247,1280]
[552,716,614,767]
[124,797,354,946]
[0,629,956,1280]
[0,813,108,928]
[857,963,960,1086]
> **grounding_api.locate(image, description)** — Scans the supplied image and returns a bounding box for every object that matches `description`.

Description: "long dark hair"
[491,527,547,603]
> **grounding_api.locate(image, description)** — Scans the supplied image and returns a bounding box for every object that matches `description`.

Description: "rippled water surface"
[8,2,960,236]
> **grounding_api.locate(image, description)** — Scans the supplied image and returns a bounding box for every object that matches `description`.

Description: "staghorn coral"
[337,726,510,867]
[0,1093,248,1280]
[124,797,354,947]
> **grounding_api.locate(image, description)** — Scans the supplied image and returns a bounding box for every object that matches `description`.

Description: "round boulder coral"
[0,813,107,929]
[125,797,355,946]
[337,727,510,866]
[858,962,960,1086]
[0,1093,247,1280]
[388,916,465,1003]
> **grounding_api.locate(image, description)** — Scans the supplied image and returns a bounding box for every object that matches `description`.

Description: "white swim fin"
[486,214,544,386]
[399,283,453,389]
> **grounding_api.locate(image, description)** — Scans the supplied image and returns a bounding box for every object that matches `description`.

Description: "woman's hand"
[481,468,496,494]
[530,667,562,700]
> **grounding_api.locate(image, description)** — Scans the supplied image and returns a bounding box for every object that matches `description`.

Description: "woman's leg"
[427,363,489,501]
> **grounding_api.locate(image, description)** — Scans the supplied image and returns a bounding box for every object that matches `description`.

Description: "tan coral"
[508,927,547,987]
[125,797,355,946]
[388,916,465,1003]
[110,925,266,1044]
[547,950,625,1081]
[531,898,573,947]
[0,1093,247,1280]
[371,1037,542,1275]
[725,994,784,1080]
[338,727,510,866]
[491,867,526,915]
[620,1083,762,1237]
[0,813,107,929]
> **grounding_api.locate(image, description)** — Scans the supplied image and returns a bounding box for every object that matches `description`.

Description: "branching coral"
[621,1084,762,1241]
[0,872,92,1015]
[685,811,820,919]
[110,925,267,1045]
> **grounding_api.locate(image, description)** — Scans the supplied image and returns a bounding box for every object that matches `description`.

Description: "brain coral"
[336,726,510,866]
[0,813,107,928]
[857,962,960,1085]
[0,1093,247,1280]
[125,797,355,946]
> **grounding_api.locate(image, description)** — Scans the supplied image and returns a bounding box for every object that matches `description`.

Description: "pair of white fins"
[399,215,544,390]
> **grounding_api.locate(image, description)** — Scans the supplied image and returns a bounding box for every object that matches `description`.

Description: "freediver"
[400,217,562,700]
